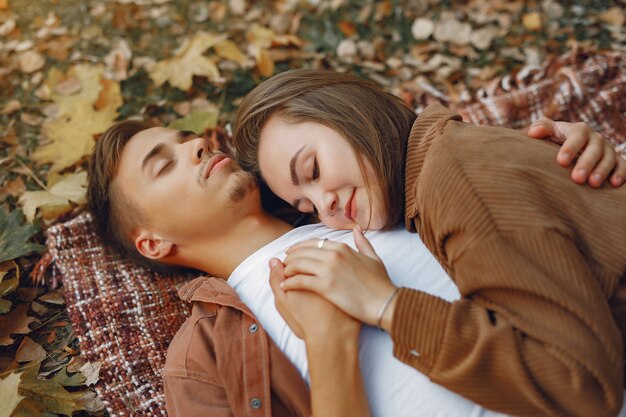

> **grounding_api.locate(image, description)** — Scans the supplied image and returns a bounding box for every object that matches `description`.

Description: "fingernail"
[560,151,570,161]
[577,168,587,176]
[615,176,623,185]
[269,259,279,268]
[279,282,285,289]
[592,173,602,182]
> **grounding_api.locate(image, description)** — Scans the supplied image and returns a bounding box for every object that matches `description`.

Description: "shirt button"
[250,397,262,409]
[248,323,258,333]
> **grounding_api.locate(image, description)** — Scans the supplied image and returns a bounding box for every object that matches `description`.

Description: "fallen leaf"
[0,302,37,346]
[254,46,274,77]
[74,390,105,413]
[411,17,435,40]
[52,367,86,387]
[79,361,102,386]
[0,299,11,313]
[169,110,218,134]
[215,40,248,65]
[19,51,45,73]
[599,7,624,26]
[338,20,357,37]
[34,65,122,173]
[104,38,132,81]
[246,23,275,48]
[53,76,82,96]
[16,337,47,363]
[19,171,87,223]
[10,399,45,417]
[0,372,25,416]
[37,290,65,305]
[0,209,44,263]
[434,18,472,45]
[523,12,542,31]
[1,99,21,115]
[0,260,19,298]
[149,32,223,91]
[0,177,26,200]
[470,26,498,50]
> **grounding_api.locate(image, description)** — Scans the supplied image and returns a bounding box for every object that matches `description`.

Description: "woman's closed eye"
[311,157,319,181]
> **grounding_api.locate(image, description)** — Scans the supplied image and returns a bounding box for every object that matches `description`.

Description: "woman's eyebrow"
[290,145,306,185]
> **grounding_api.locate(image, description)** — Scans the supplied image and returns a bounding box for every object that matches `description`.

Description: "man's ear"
[135,230,174,260]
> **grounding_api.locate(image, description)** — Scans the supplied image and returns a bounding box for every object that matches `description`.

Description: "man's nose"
[189,138,209,163]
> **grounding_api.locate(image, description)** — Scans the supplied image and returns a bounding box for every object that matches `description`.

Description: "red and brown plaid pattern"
[45,51,625,417]
[454,51,626,149]
[46,212,194,417]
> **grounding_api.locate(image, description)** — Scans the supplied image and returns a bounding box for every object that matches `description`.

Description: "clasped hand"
[277,227,397,328]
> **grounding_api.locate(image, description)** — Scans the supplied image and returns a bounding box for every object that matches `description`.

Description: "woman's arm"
[269,259,372,417]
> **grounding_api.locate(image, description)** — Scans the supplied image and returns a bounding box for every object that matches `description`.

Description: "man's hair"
[88,120,183,273]
[233,69,416,228]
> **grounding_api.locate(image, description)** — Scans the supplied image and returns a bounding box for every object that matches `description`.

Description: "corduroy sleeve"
[394,122,624,417]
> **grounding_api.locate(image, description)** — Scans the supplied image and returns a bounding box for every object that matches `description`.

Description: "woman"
[232,69,626,417]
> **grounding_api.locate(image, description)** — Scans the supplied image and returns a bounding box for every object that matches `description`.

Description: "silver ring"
[317,238,327,250]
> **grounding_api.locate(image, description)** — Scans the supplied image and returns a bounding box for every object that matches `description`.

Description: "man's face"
[114,127,258,247]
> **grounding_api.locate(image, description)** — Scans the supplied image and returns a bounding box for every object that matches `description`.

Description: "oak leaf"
[19,171,87,223]
[0,371,25,417]
[15,337,47,363]
[0,209,43,263]
[0,302,37,346]
[149,32,224,91]
[34,65,122,173]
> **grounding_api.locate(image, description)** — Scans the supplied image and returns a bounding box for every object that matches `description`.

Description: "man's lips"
[344,188,356,221]
[202,154,230,181]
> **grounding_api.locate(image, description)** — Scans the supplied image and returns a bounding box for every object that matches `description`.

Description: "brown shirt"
[163,277,311,417]
[392,104,626,417]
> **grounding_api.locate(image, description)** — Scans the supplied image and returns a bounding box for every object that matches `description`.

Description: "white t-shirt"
[229,223,509,417]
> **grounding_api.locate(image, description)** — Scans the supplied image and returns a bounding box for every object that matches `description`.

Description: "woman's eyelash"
[312,157,319,180]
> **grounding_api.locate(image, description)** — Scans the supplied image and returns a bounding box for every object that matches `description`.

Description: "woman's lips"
[344,188,356,221]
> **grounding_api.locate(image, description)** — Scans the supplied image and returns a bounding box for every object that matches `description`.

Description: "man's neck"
[182,212,293,279]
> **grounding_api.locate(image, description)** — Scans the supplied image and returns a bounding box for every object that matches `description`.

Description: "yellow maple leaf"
[149,32,225,91]
[19,171,87,222]
[34,65,122,173]
[0,372,25,416]
[215,40,248,65]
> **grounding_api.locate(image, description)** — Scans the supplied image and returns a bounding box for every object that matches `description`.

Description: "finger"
[280,273,326,294]
[269,258,287,297]
[610,156,626,187]
[572,134,604,183]
[588,144,616,188]
[526,118,556,140]
[283,255,324,278]
[553,122,596,167]
[353,226,381,261]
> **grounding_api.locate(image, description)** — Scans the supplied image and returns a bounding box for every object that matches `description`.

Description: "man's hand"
[269,258,361,341]
[526,118,625,187]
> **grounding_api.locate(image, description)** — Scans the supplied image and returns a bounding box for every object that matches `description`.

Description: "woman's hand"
[279,227,398,327]
[269,258,361,341]
[526,118,625,187]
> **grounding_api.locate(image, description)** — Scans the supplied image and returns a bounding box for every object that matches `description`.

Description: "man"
[88,119,624,417]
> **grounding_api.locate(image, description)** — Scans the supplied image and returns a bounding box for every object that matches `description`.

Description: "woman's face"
[258,115,388,230]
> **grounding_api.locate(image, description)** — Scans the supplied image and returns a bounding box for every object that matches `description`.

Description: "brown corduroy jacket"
[163,277,311,417]
[393,104,626,417]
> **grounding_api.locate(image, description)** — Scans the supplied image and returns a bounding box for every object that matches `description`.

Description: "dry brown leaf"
[34,65,122,173]
[149,32,223,91]
[255,46,275,77]
[0,372,25,417]
[16,336,47,363]
[104,39,132,81]
[38,290,66,305]
[1,99,21,115]
[79,361,102,386]
[338,20,357,37]
[19,51,45,73]
[523,12,542,31]
[246,23,275,48]
[470,26,498,50]
[599,7,625,26]
[0,177,25,200]
[19,171,87,222]
[0,303,37,346]
[215,40,248,65]
[44,35,75,61]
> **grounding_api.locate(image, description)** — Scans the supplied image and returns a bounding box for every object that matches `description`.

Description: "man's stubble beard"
[228,170,257,203]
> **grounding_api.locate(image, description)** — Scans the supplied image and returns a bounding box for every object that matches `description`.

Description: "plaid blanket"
[45,50,626,417]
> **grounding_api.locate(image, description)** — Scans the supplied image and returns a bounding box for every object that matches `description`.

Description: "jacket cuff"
[390,287,452,374]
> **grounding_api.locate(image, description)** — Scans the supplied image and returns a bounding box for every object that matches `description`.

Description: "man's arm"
[270,259,372,417]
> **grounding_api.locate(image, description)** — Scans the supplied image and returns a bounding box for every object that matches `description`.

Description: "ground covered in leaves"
[0,0,625,415]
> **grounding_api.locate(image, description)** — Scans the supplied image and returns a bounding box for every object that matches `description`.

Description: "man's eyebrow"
[290,145,306,186]
[178,130,196,141]
[141,143,165,171]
